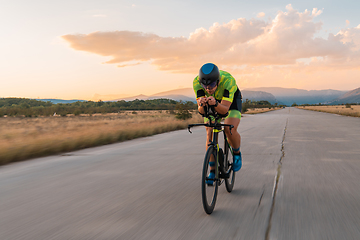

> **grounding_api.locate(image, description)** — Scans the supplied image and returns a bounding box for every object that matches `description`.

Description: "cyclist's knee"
[224,126,232,136]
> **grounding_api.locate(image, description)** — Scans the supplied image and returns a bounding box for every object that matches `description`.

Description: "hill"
[244,87,347,105]
[326,87,360,105]
[113,94,149,101]
[112,93,194,102]
[34,87,354,106]
[113,88,278,104]
[148,95,194,102]
[38,99,86,104]
[112,88,196,102]
[242,90,278,104]
[151,88,195,98]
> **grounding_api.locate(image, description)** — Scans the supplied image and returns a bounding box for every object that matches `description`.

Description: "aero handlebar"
[188,104,234,134]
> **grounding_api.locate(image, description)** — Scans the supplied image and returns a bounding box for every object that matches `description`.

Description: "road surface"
[0,108,359,240]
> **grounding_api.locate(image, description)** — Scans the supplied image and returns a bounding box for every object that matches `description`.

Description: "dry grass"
[245,107,283,114]
[0,111,202,165]
[296,105,360,117]
[0,107,283,166]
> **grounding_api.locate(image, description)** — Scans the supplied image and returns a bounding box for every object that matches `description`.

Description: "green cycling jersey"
[193,70,241,103]
[193,70,242,122]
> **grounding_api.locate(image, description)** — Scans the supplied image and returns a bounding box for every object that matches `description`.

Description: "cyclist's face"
[204,84,217,94]
[202,82,217,94]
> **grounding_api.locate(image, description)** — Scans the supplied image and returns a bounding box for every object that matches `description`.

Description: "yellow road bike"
[188,105,236,214]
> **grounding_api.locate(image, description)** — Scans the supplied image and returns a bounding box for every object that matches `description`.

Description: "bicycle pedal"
[218,172,230,179]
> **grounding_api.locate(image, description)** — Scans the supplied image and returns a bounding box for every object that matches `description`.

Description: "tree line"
[242,99,284,112]
[0,98,197,117]
[0,97,283,118]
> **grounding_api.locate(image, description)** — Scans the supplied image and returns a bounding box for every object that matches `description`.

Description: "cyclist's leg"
[204,116,216,184]
[205,119,215,171]
[205,126,215,185]
[204,116,213,150]
[205,126,213,148]
[224,111,241,153]
[224,95,242,153]
[224,110,242,172]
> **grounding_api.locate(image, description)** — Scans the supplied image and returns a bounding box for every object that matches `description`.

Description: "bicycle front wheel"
[224,139,236,192]
[201,146,218,214]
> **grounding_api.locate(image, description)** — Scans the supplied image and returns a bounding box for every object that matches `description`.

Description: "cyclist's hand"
[197,97,207,107]
[206,96,217,106]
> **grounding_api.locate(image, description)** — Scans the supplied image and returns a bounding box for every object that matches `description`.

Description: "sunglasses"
[201,81,217,89]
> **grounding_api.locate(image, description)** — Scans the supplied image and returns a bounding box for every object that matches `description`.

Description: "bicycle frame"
[188,105,236,214]
[188,105,234,181]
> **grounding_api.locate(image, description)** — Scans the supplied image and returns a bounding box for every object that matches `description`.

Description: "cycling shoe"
[233,152,242,172]
[206,171,215,186]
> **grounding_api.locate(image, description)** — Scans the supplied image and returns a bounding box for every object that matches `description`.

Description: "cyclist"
[193,63,242,185]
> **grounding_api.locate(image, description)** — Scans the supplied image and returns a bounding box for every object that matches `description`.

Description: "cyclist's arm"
[207,96,231,115]
[194,76,207,115]
[197,97,207,114]
[218,71,238,115]
[216,100,231,114]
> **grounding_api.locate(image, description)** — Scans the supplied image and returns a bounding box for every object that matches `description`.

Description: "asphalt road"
[0,108,359,240]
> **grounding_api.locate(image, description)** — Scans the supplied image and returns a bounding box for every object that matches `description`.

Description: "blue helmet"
[199,63,220,86]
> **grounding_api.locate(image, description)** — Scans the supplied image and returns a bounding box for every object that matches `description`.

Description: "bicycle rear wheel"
[202,146,218,214]
[224,139,235,192]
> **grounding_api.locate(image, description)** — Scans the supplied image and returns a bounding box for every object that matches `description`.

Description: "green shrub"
[241,104,248,113]
[74,110,82,116]
[175,101,192,120]
[176,111,192,120]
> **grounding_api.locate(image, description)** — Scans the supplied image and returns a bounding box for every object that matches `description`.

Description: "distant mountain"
[91,93,130,101]
[38,99,86,104]
[109,87,354,106]
[113,94,149,101]
[148,94,195,102]
[113,93,194,102]
[151,88,279,104]
[111,88,196,102]
[245,87,347,106]
[326,87,360,104]
[242,90,278,104]
[151,88,195,98]
[112,88,279,103]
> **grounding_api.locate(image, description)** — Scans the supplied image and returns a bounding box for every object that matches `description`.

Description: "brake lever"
[188,125,193,134]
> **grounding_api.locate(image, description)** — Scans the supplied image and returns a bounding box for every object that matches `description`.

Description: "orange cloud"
[62,5,360,76]
[337,24,360,51]
[117,62,142,68]
[257,12,265,18]
[62,18,267,73]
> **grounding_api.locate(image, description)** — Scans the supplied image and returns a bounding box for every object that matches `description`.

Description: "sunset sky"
[1,0,360,100]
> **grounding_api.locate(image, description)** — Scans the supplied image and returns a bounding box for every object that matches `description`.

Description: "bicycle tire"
[201,146,218,214]
[224,138,235,192]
